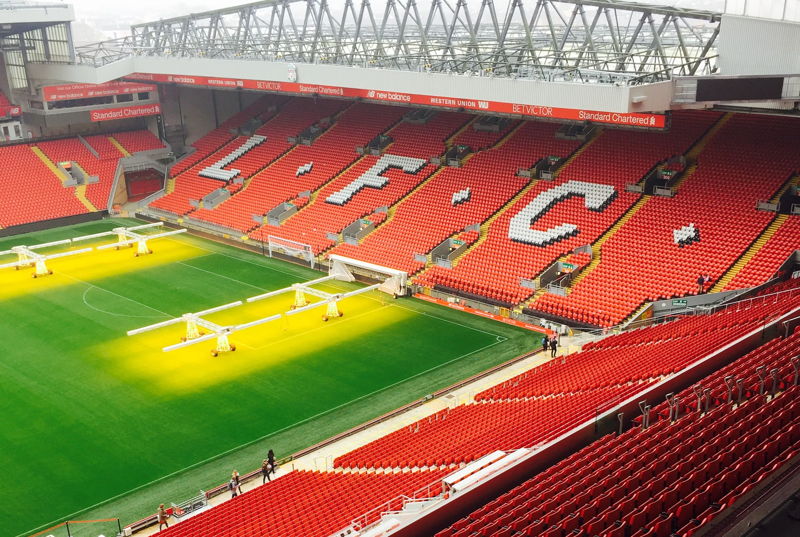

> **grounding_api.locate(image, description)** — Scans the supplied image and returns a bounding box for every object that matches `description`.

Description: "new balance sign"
[90,104,161,122]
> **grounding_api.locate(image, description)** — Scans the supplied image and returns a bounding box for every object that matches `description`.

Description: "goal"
[267,235,315,268]
[328,254,408,297]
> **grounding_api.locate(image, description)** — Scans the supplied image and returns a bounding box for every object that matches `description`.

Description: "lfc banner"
[125,72,667,129]
[89,103,162,122]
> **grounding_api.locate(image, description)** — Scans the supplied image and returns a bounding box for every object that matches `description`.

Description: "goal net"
[328,254,408,296]
[267,235,315,268]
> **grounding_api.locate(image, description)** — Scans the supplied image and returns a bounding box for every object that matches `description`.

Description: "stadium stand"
[110,130,166,154]
[152,97,347,218]
[253,110,471,253]
[154,468,447,537]
[533,114,800,326]
[0,144,89,227]
[191,102,398,233]
[724,214,800,291]
[479,287,798,399]
[331,121,572,274]
[417,111,721,306]
[434,328,800,537]
[37,130,163,210]
[332,384,652,470]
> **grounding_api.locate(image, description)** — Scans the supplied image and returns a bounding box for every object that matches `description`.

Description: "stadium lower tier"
[135,277,799,537]
[435,328,800,537]
[155,469,448,537]
[0,129,164,228]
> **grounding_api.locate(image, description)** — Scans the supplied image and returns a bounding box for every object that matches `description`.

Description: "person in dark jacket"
[261,459,273,484]
[541,335,549,353]
[550,335,559,357]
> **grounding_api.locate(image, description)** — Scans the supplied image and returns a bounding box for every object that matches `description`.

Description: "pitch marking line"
[81,287,171,319]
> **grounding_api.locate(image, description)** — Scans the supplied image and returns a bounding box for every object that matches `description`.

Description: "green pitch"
[0,219,535,537]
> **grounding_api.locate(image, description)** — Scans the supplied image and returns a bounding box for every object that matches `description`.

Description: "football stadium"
[1,1,799,537]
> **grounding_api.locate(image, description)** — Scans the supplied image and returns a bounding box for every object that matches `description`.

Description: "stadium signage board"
[42,81,158,102]
[125,73,667,128]
[89,103,162,122]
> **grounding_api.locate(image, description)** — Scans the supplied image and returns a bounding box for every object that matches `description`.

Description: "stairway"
[568,195,652,290]
[108,136,132,157]
[710,214,789,293]
[30,146,98,212]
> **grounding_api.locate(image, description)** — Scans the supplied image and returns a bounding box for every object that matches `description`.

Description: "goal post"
[267,235,315,269]
[327,254,408,296]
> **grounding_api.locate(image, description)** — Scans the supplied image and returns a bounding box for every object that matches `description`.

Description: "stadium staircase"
[723,215,800,291]
[710,214,790,292]
[108,136,132,157]
[30,145,98,212]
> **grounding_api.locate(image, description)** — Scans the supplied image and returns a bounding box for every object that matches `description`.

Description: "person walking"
[231,470,243,495]
[157,504,169,531]
[550,335,558,358]
[261,459,273,484]
[267,449,276,477]
[697,274,705,294]
[541,335,549,354]
[228,477,239,499]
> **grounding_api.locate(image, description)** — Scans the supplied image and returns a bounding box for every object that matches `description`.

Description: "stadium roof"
[74,0,721,86]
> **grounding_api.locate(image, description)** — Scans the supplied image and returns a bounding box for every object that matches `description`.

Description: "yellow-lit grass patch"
[97,289,410,395]
[0,238,206,302]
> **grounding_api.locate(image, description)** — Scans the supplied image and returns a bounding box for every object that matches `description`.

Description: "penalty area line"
[15,334,505,537]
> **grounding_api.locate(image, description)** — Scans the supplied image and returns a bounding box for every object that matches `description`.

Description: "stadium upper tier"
[73,0,721,86]
[142,96,799,327]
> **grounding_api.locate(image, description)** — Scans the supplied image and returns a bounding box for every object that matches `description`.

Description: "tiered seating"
[436,390,800,537]
[36,138,119,209]
[83,135,125,158]
[110,130,165,154]
[0,144,88,227]
[168,96,281,178]
[435,326,800,537]
[156,469,447,537]
[418,111,720,305]
[152,98,287,216]
[189,99,366,232]
[534,114,800,326]
[482,288,800,400]
[331,122,559,273]
[255,111,471,253]
[333,384,650,470]
[725,215,800,290]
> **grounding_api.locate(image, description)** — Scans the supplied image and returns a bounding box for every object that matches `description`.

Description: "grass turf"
[1,219,536,537]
